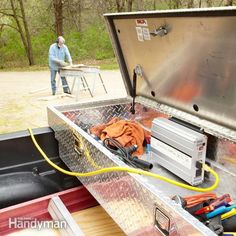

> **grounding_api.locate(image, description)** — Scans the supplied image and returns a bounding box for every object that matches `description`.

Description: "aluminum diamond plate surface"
[48,98,236,236]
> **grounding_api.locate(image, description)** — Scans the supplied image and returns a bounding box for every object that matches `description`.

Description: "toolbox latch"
[154,205,178,236]
[150,26,168,37]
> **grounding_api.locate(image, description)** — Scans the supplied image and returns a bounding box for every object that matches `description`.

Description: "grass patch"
[0,58,119,71]
[99,58,119,70]
[0,102,24,134]
[0,65,48,72]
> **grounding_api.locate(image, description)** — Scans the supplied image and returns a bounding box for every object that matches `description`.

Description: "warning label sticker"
[142,27,151,41]
[136,19,148,27]
[136,27,144,42]
[136,27,151,42]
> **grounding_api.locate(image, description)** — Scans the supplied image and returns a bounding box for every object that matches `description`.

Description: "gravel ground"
[0,70,126,134]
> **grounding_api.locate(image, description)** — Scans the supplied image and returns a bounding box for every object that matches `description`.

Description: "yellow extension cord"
[28,128,219,193]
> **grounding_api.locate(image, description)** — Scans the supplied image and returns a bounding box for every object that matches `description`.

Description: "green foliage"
[70,25,114,61]
[65,31,81,62]
[154,2,169,10]
[0,24,114,69]
[99,58,119,70]
[31,29,56,65]
[0,28,27,68]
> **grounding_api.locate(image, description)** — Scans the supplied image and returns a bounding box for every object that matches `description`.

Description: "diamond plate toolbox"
[47,8,236,236]
[48,97,236,236]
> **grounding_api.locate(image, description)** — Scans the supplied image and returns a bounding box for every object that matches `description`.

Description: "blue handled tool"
[206,205,236,219]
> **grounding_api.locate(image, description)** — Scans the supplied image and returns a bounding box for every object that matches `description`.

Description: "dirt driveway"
[0,70,126,134]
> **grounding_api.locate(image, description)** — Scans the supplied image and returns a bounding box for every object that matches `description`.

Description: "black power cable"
[103,138,153,170]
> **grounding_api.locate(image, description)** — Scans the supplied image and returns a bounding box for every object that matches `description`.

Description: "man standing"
[48,36,72,95]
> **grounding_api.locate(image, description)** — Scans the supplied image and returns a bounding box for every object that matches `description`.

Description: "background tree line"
[0,0,235,69]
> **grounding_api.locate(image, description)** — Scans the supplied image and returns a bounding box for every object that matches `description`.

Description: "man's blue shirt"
[48,43,72,70]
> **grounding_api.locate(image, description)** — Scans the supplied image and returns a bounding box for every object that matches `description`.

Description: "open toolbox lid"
[47,8,236,235]
[104,7,236,131]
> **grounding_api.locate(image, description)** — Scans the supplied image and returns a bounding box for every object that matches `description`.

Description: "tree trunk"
[10,0,34,66]
[153,0,156,10]
[199,0,202,8]
[78,0,82,32]
[116,0,125,12]
[225,0,233,6]
[66,0,82,32]
[187,0,194,8]
[127,0,133,12]
[18,0,34,65]
[206,0,212,7]
[53,0,63,35]
[137,0,144,11]
[173,0,181,9]
[0,24,4,36]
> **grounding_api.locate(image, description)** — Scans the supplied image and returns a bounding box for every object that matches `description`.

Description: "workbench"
[59,65,107,101]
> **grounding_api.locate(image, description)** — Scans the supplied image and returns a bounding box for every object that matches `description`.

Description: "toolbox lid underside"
[104,7,236,131]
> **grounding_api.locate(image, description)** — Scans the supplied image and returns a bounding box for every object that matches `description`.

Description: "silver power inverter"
[151,118,207,186]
